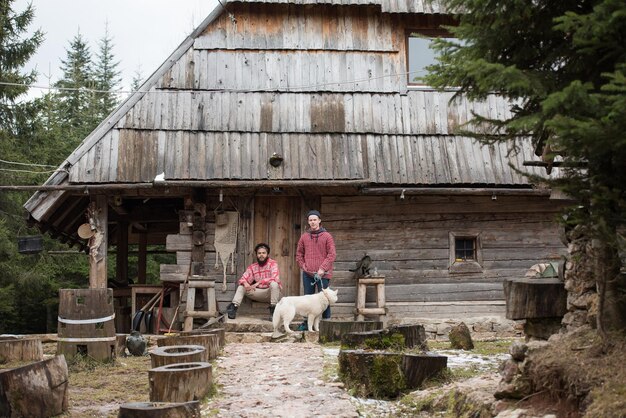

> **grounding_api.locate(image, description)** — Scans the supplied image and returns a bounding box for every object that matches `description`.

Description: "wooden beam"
[360,187,551,196]
[88,195,108,289]
[3,179,369,192]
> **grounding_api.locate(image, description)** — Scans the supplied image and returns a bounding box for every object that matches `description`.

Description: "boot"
[226,303,238,319]
[269,305,275,321]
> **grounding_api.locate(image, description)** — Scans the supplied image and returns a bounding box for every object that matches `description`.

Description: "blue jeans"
[302,272,331,319]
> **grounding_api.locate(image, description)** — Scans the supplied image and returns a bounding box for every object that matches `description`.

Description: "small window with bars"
[454,237,476,261]
[449,231,483,273]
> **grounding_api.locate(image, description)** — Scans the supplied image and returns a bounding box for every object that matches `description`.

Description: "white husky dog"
[272,288,338,334]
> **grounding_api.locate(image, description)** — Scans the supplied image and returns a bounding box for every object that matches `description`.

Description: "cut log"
[387,324,428,350]
[0,355,69,417]
[338,350,447,399]
[503,278,567,320]
[338,350,406,399]
[0,337,43,363]
[341,325,428,351]
[319,320,384,343]
[180,327,225,348]
[149,362,212,402]
[402,353,448,388]
[341,330,405,350]
[150,345,207,368]
[118,401,200,418]
[157,334,219,360]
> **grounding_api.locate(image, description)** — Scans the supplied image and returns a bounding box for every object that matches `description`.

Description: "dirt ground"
[203,341,360,417]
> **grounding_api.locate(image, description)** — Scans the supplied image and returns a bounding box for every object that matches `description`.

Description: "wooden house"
[24,0,567,325]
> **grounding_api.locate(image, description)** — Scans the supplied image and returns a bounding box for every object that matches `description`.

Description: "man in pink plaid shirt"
[226,243,282,320]
[296,210,336,329]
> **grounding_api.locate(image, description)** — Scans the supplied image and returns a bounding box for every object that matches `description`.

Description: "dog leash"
[311,273,324,289]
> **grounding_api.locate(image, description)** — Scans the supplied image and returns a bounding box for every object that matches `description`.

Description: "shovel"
[132,290,163,332]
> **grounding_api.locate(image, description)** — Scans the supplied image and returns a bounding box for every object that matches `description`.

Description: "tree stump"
[0,355,69,417]
[157,334,219,360]
[0,337,43,364]
[149,362,212,402]
[150,345,207,368]
[118,401,200,418]
[180,327,225,349]
[503,278,567,319]
[338,350,406,399]
[338,350,447,399]
[319,320,383,343]
[341,324,429,351]
[388,324,428,350]
[402,353,448,388]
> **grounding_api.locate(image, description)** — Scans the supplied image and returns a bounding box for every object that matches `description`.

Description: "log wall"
[323,195,566,318]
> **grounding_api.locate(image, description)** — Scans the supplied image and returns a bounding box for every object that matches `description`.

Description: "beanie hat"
[306,210,321,219]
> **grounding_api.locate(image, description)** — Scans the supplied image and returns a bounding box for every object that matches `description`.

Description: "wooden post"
[88,195,108,289]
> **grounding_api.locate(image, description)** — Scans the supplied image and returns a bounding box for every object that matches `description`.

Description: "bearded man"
[226,243,282,320]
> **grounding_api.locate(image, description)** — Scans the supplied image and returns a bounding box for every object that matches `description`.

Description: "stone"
[494,373,532,400]
[499,358,520,383]
[509,342,528,362]
[523,318,562,340]
[562,310,587,330]
[448,322,474,350]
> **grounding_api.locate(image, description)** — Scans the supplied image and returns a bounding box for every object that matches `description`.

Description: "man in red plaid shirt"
[226,243,282,320]
[295,210,336,329]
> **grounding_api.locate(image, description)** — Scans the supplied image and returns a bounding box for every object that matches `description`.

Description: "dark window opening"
[455,237,477,261]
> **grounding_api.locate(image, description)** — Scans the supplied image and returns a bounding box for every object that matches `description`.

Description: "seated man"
[226,243,281,319]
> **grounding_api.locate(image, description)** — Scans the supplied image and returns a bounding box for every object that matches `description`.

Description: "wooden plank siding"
[69,131,544,185]
[321,195,566,314]
[116,91,511,135]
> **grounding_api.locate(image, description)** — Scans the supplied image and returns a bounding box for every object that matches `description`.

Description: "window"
[455,238,476,261]
[407,29,457,85]
[449,231,483,273]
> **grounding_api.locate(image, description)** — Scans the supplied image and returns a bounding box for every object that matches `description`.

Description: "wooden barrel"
[57,288,116,361]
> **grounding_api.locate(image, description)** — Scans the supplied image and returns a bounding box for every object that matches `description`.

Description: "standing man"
[226,243,281,320]
[296,210,336,329]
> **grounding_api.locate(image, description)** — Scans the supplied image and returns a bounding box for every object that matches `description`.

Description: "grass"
[428,338,518,356]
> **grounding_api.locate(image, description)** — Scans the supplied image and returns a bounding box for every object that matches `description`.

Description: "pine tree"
[131,66,144,92]
[93,22,121,120]
[426,0,626,334]
[0,0,43,131]
[54,30,95,138]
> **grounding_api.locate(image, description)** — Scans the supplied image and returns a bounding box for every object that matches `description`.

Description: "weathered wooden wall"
[323,195,566,318]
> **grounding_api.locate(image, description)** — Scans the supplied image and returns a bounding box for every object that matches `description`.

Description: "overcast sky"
[15,0,219,97]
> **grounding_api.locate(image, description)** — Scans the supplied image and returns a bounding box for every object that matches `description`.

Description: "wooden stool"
[183,277,217,331]
[354,275,387,321]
